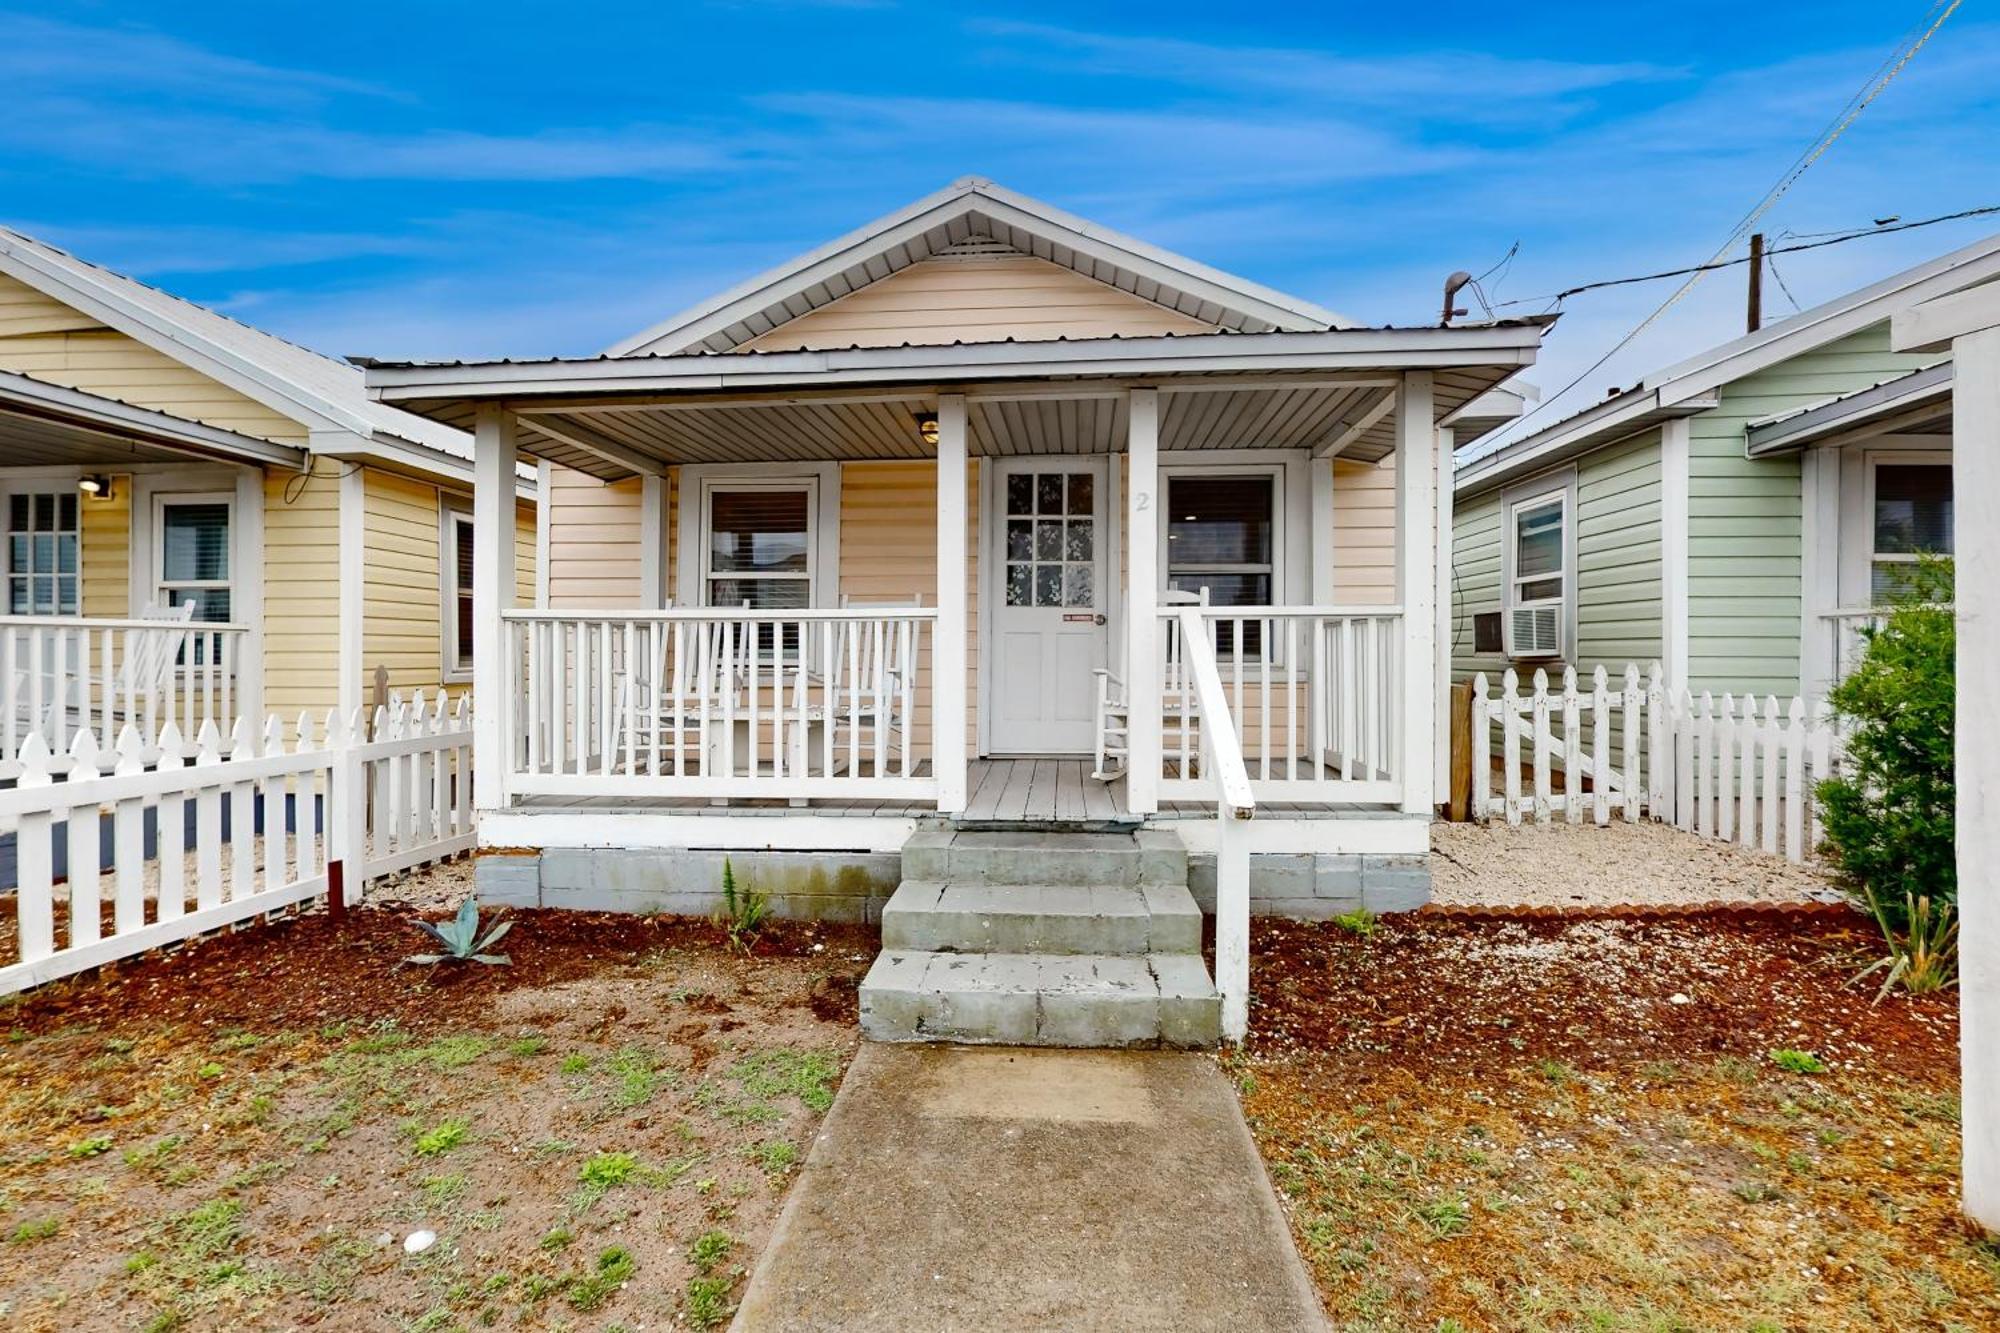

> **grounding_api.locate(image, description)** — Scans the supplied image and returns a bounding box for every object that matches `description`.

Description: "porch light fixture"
[914,412,940,448]
[78,474,114,501]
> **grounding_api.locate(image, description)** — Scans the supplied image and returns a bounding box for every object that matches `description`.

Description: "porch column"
[934,394,969,813]
[1894,288,2000,1230]
[337,465,365,724]
[1432,425,1455,805]
[1394,371,1437,815]
[640,471,667,608]
[1125,388,1161,815]
[472,405,518,813]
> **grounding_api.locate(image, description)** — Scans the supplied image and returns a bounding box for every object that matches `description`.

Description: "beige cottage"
[367,178,1550,1040]
[0,227,535,770]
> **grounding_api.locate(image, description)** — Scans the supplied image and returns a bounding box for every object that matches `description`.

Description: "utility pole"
[1747,233,1765,333]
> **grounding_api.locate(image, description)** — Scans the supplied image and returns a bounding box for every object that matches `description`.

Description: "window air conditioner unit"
[1506,602,1563,659]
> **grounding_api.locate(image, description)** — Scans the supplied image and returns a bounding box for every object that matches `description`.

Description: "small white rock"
[1669,992,1692,1005]
[404,1230,437,1255]
[374,1233,393,1247]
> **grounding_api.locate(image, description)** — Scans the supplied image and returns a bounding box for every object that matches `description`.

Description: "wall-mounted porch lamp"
[78,474,115,501]
[914,411,940,448]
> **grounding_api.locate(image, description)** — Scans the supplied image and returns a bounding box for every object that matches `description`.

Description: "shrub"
[1816,556,1955,942]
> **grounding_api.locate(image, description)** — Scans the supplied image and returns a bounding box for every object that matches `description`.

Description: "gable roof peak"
[606,178,1352,357]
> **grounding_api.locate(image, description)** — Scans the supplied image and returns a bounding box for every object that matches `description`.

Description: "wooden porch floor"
[513,757,1405,822]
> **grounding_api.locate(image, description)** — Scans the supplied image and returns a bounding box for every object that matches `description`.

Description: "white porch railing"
[1,615,250,778]
[1171,607,1255,1043]
[501,608,937,802]
[1154,607,1403,805]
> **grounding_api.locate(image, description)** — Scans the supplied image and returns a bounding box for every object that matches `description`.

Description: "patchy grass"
[0,896,866,1330]
[1241,911,1989,1331]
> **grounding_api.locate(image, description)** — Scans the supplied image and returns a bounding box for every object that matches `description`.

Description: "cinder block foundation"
[473,848,902,923]
[1185,851,1431,918]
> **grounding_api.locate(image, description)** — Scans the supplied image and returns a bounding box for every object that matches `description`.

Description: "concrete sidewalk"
[731,1043,1328,1332]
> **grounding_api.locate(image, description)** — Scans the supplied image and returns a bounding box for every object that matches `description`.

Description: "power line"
[1495,0,1963,440]
[1492,203,2000,309]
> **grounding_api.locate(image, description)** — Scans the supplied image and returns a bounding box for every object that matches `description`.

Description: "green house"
[1449,234,1993,703]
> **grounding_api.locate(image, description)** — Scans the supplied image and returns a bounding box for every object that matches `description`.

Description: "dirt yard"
[0,887,872,1331]
[1431,818,1841,908]
[1237,909,1989,1331]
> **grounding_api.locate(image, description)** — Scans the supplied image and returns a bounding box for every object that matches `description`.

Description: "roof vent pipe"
[1441,271,1473,326]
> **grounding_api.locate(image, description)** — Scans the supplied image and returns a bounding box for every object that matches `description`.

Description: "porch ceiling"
[419,368,1508,481]
[0,409,197,465]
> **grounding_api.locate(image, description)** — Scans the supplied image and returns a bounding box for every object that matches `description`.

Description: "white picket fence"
[1471,664,1840,863]
[0,691,473,996]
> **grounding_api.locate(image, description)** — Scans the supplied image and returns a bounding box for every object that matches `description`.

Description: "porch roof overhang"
[1453,384,1720,500]
[0,368,307,470]
[361,321,1551,481]
[1744,361,1954,456]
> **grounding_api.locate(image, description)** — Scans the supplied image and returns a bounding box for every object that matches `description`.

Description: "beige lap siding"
[737,255,1218,352]
[1331,456,1398,605]
[544,466,670,608]
[0,274,307,445]
[836,460,980,757]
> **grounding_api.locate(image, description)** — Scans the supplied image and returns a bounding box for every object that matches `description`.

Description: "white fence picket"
[1468,659,1838,865]
[0,698,477,997]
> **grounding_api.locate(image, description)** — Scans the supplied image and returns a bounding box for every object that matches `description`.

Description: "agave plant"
[407,899,513,966]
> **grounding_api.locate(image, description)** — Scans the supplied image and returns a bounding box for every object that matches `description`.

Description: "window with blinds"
[705,487,811,610]
[157,499,232,622]
[1167,474,1274,655]
[446,513,475,675]
[5,492,80,616]
[1872,463,1952,601]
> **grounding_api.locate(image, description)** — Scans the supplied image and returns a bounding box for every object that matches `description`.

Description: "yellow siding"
[739,256,1217,352]
[262,466,339,717]
[837,461,980,752]
[362,469,451,698]
[516,498,536,607]
[0,274,308,445]
[546,466,647,607]
[1332,456,1398,605]
[80,488,130,618]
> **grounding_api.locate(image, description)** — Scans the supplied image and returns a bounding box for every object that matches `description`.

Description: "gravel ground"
[1429,817,1845,908]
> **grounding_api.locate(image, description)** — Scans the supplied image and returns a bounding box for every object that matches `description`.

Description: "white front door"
[987,458,1110,754]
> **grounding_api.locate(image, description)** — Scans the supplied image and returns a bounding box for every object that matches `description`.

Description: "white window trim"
[675,461,841,610]
[1,482,83,616]
[1155,459,1295,662]
[439,500,475,683]
[151,489,237,621]
[1863,449,1952,604]
[1497,467,1578,662]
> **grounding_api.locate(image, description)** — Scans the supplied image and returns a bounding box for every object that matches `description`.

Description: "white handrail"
[1175,607,1255,1044]
[1174,610,1254,819]
[501,607,936,623]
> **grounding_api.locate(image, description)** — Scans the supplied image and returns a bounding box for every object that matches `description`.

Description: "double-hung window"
[5,491,80,616]
[703,483,813,656]
[156,496,233,623]
[1870,462,1952,601]
[1166,473,1275,656]
[1505,490,1567,658]
[443,509,475,678]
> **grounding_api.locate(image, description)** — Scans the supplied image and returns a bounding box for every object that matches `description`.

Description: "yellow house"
[0,226,536,765]
[366,178,1550,1042]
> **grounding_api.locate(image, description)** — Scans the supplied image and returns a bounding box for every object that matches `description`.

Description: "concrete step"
[901,828,1186,887]
[881,881,1202,956]
[860,949,1221,1049]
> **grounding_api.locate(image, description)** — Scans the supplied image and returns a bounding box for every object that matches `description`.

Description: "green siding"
[1684,323,1938,698]
[1448,490,1503,681]
[1450,430,1661,688]
[1575,431,1662,680]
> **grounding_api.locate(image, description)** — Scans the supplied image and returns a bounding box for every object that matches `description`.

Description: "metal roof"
[604,178,1356,357]
[0,367,306,468]
[0,225,478,477]
[1745,361,1954,454]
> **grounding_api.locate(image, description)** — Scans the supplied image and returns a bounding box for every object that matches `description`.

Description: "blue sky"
[3,2,1995,439]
